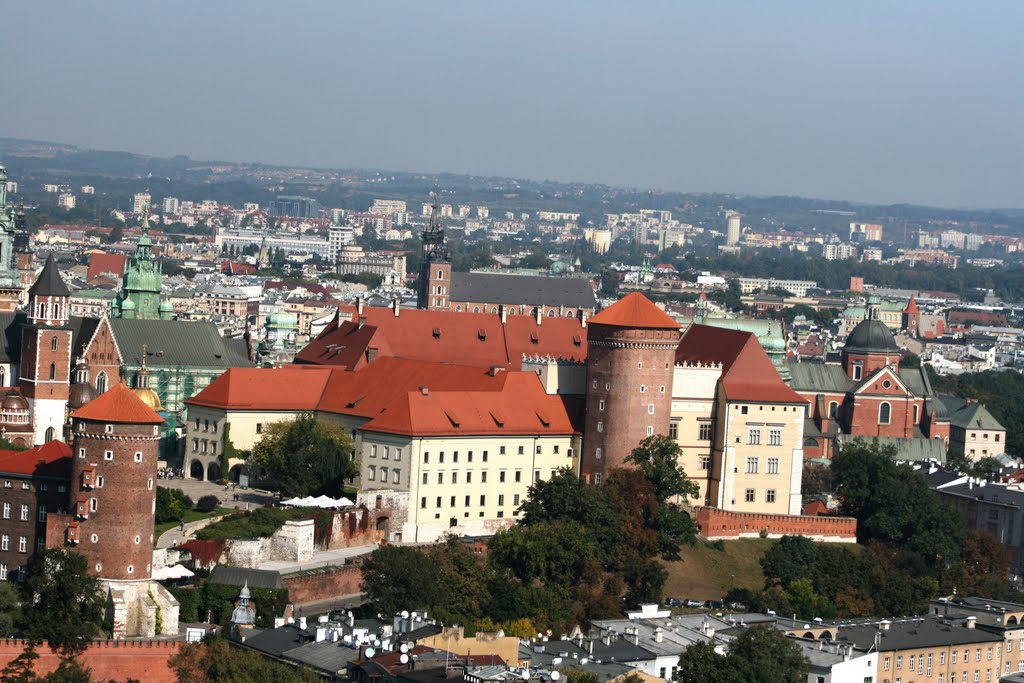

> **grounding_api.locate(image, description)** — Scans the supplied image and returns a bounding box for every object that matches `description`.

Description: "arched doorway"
[228,464,244,483]
[189,460,205,480]
[207,462,221,482]
[375,516,389,542]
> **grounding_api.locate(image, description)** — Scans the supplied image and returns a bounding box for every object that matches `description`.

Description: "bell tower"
[417,193,451,310]
[20,254,73,444]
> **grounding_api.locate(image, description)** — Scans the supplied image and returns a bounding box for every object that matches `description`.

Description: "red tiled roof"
[87,252,126,282]
[70,383,165,424]
[904,296,919,314]
[588,292,680,329]
[295,307,588,371]
[676,324,804,404]
[0,441,72,478]
[185,366,335,410]
[360,372,575,437]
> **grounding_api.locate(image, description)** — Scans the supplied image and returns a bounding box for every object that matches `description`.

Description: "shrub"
[195,507,313,541]
[156,487,188,524]
[196,495,220,513]
[183,495,195,509]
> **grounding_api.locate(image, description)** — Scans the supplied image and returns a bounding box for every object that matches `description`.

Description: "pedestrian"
[179,519,185,533]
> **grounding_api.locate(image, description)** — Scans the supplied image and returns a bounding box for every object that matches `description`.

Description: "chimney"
[500,305,507,324]
[817,639,823,651]
[535,307,542,325]
[581,310,588,328]
[299,617,308,630]
[356,296,365,316]
[966,616,976,629]
[878,620,891,631]
[392,298,401,317]
[654,628,663,643]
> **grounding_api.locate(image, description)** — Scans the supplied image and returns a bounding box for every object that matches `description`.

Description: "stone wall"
[221,519,315,568]
[282,565,363,604]
[357,489,409,542]
[695,506,857,542]
[0,639,182,683]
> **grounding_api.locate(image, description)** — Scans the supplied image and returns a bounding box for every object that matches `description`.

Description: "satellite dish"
[400,644,410,654]
[365,647,376,659]
[401,610,410,618]
[400,654,410,664]
[551,672,561,681]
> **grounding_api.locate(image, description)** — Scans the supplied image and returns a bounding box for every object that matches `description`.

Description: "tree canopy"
[19,550,105,657]
[248,413,356,497]
[675,626,808,683]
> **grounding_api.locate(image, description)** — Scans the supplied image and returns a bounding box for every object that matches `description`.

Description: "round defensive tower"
[69,383,164,581]
[581,292,681,484]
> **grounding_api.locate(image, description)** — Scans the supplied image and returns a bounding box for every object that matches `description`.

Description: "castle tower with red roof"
[581,293,681,483]
[69,383,163,581]
[902,295,921,338]
[20,254,73,445]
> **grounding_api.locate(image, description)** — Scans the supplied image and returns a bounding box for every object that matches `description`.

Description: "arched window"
[37,303,45,319]
[0,367,6,387]
[473,307,479,313]
[455,306,462,312]
[913,404,920,423]
[48,363,56,380]
[548,310,556,317]
[437,270,444,280]
[95,372,108,394]
[44,427,55,442]
[879,402,891,425]
[828,401,838,418]
[435,285,443,295]
[51,336,58,351]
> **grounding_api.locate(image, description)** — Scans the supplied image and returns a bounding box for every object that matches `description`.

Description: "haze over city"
[5,1,1022,208]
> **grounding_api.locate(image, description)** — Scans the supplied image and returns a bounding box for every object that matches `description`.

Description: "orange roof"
[70,383,165,424]
[588,292,680,329]
[360,372,575,437]
[295,306,588,371]
[0,441,71,478]
[185,366,335,411]
[677,324,804,404]
[87,252,126,282]
[904,296,919,314]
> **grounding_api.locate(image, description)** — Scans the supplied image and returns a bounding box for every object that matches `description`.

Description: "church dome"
[845,318,899,355]
[131,386,163,412]
[0,390,28,413]
[68,383,98,411]
[120,298,136,311]
[159,300,173,313]
[268,310,297,327]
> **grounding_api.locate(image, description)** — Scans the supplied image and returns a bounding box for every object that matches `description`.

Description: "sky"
[4,1,1023,208]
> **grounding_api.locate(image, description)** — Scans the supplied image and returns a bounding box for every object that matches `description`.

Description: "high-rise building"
[162,197,180,214]
[131,192,151,214]
[370,199,407,215]
[268,195,321,218]
[58,194,76,210]
[726,213,741,246]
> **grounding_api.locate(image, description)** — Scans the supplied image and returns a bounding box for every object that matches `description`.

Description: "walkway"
[157,479,278,510]
[156,517,218,549]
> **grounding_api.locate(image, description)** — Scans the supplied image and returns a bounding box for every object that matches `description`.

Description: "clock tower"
[112,208,172,320]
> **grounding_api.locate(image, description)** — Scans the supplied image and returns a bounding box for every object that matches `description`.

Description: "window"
[78,448,85,458]
[828,401,838,418]
[647,403,655,415]
[767,457,779,474]
[499,446,506,455]
[479,495,486,506]
[481,472,487,483]
[646,426,654,436]
[1,535,8,551]
[382,446,390,460]
[498,495,505,506]
[367,466,376,481]
[420,497,427,509]
[515,471,522,483]
[699,455,710,470]
[370,445,377,458]
[897,656,902,670]
[699,422,713,440]
[879,402,891,424]
[536,445,542,455]
[2,503,8,519]
[517,445,524,455]
[395,448,402,461]
[96,372,107,393]
[380,467,389,482]
[669,422,678,440]
[595,473,602,485]
[436,497,442,508]
[18,536,26,553]
[437,472,444,484]
[422,472,428,485]
[20,482,28,490]
[595,447,602,460]
[499,471,506,483]
[104,450,113,461]
[451,472,457,484]
[748,428,761,445]
[769,428,782,446]
[134,452,142,463]
[640,385,646,393]
[37,505,46,523]
[96,476,104,488]
[466,472,472,484]
[744,489,755,503]
[255,423,263,434]
[599,400,605,411]
[514,494,520,505]
[597,421,604,433]
[49,363,56,380]
[852,364,863,381]
[766,489,777,503]
[746,457,758,474]
[20,505,28,521]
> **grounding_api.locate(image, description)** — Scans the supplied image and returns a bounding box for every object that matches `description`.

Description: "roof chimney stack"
[500,305,507,325]
[356,297,365,316]
[419,385,429,396]
[535,307,542,325]
[392,298,401,317]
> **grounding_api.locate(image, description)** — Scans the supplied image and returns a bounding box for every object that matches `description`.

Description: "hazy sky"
[5,2,1022,208]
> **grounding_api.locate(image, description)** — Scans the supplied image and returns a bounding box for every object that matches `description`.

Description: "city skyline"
[4,1,1023,209]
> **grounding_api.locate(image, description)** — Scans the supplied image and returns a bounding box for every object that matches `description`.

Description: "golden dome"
[131,387,163,412]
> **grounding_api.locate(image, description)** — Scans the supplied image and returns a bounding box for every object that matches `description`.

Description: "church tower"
[0,164,26,311]
[112,208,171,320]
[20,254,73,444]
[417,194,451,310]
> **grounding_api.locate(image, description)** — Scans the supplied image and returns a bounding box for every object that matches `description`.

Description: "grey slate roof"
[283,639,361,674]
[836,617,1001,651]
[939,395,1006,431]
[450,272,597,309]
[837,435,946,463]
[29,254,71,297]
[786,362,852,394]
[208,565,284,590]
[109,318,251,369]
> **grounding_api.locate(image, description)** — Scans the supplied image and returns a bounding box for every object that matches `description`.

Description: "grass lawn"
[661,538,776,602]
[154,506,234,539]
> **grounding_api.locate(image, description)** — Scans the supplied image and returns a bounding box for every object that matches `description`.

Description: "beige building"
[673,325,805,515]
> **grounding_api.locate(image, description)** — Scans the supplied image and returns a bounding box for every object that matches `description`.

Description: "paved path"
[156,517,222,549]
[157,479,278,510]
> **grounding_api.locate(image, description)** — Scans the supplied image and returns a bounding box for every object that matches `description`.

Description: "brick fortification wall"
[282,565,363,604]
[0,639,182,682]
[695,507,857,542]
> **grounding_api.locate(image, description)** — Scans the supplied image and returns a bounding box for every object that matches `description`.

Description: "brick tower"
[20,254,72,444]
[417,195,452,310]
[67,382,178,638]
[69,383,163,580]
[581,293,681,483]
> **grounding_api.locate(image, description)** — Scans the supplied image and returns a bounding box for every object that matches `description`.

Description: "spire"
[28,254,70,298]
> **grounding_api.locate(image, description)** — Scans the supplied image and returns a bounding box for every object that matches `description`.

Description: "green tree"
[248,413,355,496]
[727,626,809,683]
[0,581,21,637]
[760,535,818,589]
[0,642,39,683]
[155,487,188,524]
[625,435,700,503]
[675,641,736,683]
[489,521,602,588]
[801,462,832,496]
[19,550,105,657]
[360,545,440,617]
